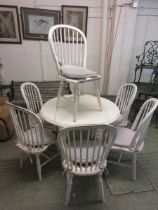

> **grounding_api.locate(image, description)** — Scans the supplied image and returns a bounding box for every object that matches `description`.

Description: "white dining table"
[40,94,120,128]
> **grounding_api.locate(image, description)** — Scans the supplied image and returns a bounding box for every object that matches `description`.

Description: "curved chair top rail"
[137,41,158,66]
[48,24,87,73]
[115,83,137,118]
[49,24,87,40]
[21,82,43,114]
[132,98,158,131]
[131,98,158,149]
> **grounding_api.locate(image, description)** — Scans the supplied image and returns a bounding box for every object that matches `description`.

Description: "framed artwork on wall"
[62,5,88,36]
[0,5,21,44]
[21,7,60,40]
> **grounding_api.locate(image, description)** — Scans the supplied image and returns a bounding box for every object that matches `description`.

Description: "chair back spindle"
[115,83,137,125]
[21,82,43,114]
[7,102,45,151]
[131,98,158,149]
[49,24,87,75]
[58,125,116,175]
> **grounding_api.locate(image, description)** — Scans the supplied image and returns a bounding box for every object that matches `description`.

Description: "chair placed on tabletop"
[109,98,158,181]
[57,124,116,205]
[113,83,137,127]
[7,102,58,181]
[48,24,102,122]
[21,82,58,134]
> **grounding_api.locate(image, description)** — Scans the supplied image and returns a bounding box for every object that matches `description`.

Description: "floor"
[0,120,158,210]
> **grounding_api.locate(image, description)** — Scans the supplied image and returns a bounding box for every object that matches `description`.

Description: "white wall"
[2,0,157,95]
[128,0,158,83]
[0,0,102,88]
[107,0,138,95]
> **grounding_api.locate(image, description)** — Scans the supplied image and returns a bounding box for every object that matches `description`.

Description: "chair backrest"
[115,83,137,121]
[57,125,116,175]
[48,24,87,74]
[21,82,43,114]
[7,102,45,151]
[131,98,158,150]
[140,41,158,66]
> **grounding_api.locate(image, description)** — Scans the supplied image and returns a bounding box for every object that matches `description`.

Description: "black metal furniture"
[133,41,158,127]
[134,41,158,84]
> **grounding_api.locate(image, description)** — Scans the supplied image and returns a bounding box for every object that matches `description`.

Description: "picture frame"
[21,7,60,40]
[0,5,21,44]
[62,5,88,36]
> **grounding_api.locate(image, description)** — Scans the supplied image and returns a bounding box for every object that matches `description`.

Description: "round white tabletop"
[40,94,120,127]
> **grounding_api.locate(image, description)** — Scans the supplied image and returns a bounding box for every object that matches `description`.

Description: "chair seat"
[112,127,144,152]
[23,127,56,146]
[61,65,97,79]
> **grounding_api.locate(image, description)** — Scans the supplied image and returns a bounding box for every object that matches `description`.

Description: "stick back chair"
[21,82,58,133]
[114,83,137,127]
[48,24,102,122]
[110,98,158,181]
[57,124,116,205]
[7,102,57,181]
[21,82,43,114]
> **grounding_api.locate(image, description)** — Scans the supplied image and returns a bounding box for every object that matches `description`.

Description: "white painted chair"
[57,125,116,205]
[21,82,58,134]
[7,102,58,181]
[21,82,43,117]
[48,24,102,122]
[114,83,137,127]
[110,98,158,181]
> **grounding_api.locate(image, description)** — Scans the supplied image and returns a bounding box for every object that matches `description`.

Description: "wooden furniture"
[9,80,71,106]
[21,82,59,134]
[49,24,102,122]
[0,97,14,141]
[110,98,158,181]
[113,83,137,127]
[21,82,43,114]
[57,124,116,205]
[7,102,58,181]
[40,95,120,128]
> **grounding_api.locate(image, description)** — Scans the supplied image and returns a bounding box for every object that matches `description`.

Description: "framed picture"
[62,5,88,36]
[0,5,21,44]
[21,7,60,40]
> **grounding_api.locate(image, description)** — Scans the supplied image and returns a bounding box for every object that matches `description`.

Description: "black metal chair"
[134,40,158,85]
[133,41,158,127]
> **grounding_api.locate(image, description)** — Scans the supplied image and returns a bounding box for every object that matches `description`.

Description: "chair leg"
[94,80,102,111]
[98,174,105,203]
[36,154,42,181]
[57,80,64,107]
[65,172,73,206]
[132,152,137,181]
[73,84,79,122]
